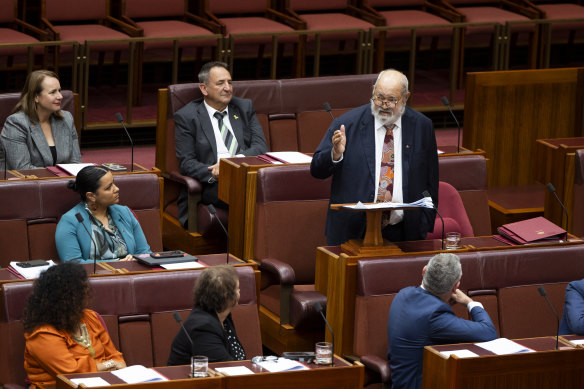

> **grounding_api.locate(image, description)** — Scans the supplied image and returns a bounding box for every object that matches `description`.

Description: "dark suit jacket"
[560,279,584,335]
[167,308,244,365]
[1,110,81,170]
[387,286,497,389]
[174,96,268,226]
[310,104,438,245]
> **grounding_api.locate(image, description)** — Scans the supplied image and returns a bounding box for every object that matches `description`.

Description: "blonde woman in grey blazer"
[1,70,81,170]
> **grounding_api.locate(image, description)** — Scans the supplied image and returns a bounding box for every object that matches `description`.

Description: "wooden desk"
[423,337,584,388]
[535,137,584,233]
[0,254,252,285]
[3,164,158,181]
[56,357,363,389]
[315,237,584,357]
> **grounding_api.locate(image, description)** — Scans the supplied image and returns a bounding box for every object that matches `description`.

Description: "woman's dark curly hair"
[193,265,239,314]
[22,262,90,334]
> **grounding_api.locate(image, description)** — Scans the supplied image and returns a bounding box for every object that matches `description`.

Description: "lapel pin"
[233,115,239,119]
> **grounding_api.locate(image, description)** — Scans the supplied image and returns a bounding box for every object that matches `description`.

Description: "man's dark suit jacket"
[560,279,584,335]
[167,308,244,365]
[174,96,268,226]
[310,104,438,245]
[387,286,497,389]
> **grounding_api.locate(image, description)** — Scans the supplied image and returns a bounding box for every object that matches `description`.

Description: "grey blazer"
[1,110,82,170]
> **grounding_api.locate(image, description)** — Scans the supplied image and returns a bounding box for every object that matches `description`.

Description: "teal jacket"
[55,202,151,262]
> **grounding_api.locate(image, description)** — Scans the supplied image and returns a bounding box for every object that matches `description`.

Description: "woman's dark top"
[49,146,57,166]
[167,308,245,365]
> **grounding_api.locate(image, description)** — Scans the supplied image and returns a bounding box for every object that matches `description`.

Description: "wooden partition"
[464,68,584,187]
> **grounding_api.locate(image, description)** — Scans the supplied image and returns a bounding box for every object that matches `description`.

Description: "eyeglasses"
[371,96,402,108]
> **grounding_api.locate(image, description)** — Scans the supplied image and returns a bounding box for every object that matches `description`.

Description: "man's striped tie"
[214,111,238,156]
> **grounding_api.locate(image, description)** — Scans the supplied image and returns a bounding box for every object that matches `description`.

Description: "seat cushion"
[379,10,452,37]
[55,24,130,51]
[0,28,40,56]
[538,4,584,31]
[137,20,218,49]
[458,6,534,35]
[220,17,298,44]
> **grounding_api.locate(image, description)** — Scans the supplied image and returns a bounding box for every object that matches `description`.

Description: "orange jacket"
[24,309,124,389]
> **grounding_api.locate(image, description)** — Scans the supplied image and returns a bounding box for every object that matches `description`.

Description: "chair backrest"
[124,0,185,19]
[44,0,108,22]
[573,149,584,238]
[0,0,17,23]
[289,0,350,12]
[367,0,426,7]
[208,0,268,15]
[426,181,474,239]
[254,165,331,284]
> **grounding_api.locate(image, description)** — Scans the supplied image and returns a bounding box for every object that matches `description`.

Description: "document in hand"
[341,196,434,210]
[497,216,566,245]
[111,365,168,383]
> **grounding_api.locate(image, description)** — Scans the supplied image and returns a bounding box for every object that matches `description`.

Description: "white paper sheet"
[160,261,205,270]
[10,260,56,279]
[70,377,110,387]
[440,349,478,358]
[475,338,534,355]
[342,197,433,210]
[255,358,309,372]
[56,163,96,176]
[111,365,167,383]
[215,366,255,376]
[569,339,584,345]
[265,152,312,164]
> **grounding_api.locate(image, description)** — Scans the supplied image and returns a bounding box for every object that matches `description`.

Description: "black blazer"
[167,308,243,365]
[174,96,268,225]
[311,104,438,245]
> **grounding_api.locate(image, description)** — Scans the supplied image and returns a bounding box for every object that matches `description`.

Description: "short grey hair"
[422,253,462,296]
[198,61,229,84]
[374,69,409,98]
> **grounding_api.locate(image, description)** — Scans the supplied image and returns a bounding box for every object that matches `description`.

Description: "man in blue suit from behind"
[559,279,584,335]
[310,69,438,246]
[387,253,497,389]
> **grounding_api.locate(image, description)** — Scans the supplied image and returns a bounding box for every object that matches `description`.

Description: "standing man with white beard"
[310,69,438,245]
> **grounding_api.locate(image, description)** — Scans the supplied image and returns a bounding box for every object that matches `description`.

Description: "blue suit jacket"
[174,96,268,225]
[387,286,497,389]
[55,202,151,262]
[559,279,584,335]
[310,104,438,245]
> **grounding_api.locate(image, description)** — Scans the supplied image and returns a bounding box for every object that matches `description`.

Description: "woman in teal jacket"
[56,166,150,262]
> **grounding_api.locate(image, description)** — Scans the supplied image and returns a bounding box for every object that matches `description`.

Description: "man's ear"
[404,91,411,103]
[452,280,461,293]
[421,265,427,279]
[199,82,208,96]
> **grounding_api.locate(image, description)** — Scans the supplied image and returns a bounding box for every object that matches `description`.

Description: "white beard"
[370,101,406,126]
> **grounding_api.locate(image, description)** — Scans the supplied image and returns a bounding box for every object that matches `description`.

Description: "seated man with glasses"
[310,69,438,245]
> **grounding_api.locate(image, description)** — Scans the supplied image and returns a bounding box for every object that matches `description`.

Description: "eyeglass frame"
[371,95,403,108]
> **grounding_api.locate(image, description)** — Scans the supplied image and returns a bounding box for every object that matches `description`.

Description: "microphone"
[546,182,569,241]
[441,96,461,153]
[323,102,335,121]
[208,204,229,264]
[75,212,99,274]
[115,112,134,172]
[423,190,444,250]
[314,301,335,365]
[173,311,194,348]
[537,286,559,350]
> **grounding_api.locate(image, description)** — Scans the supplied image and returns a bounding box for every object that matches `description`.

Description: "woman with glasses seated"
[55,165,150,262]
[23,262,126,389]
[167,265,246,364]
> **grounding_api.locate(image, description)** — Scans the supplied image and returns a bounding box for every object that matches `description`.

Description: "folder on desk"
[497,216,566,245]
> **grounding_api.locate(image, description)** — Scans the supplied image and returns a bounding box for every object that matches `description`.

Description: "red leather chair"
[0,0,48,76]
[426,181,474,239]
[202,0,305,78]
[362,0,462,72]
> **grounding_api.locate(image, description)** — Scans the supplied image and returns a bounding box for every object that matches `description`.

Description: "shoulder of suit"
[109,204,132,218]
[404,106,431,123]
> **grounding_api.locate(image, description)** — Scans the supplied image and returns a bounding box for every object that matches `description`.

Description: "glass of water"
[315,342,333,365]
[191,355,208,378]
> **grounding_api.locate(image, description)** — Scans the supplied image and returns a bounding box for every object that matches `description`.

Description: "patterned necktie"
[214,111,238,156]
[378,124,395,227]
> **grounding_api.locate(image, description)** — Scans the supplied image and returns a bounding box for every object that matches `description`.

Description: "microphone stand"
[115,112,134,172]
